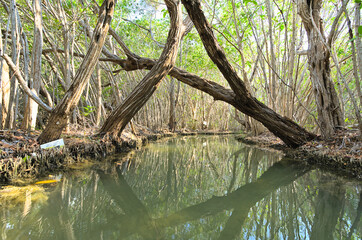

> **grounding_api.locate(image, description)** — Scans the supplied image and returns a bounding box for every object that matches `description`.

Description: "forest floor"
[0,126,361,183]
[238,129,361,180]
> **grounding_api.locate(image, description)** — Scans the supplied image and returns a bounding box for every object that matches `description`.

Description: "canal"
[1,135,361,239]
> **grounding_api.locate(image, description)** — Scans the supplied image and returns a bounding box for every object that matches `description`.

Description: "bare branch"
[2,54,53,112]
[327,0,349,47]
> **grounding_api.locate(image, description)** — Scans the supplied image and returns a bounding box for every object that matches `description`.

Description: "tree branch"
[327,0,349,47]
[1,54,53,112]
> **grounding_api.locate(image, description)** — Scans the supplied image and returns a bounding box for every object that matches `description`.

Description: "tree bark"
[96,64,102,126]
[343,4,362,137]
[265,0,277,110]
[37,0,115,143]
[168,77,176,131]
[5,0,20,129]
[101,39,313,146]
[297,0,343,138]
[1,54,52,112]
[355,2,362,108]
[21,0,43,130]
[180,0,315,147]
[0,62,10,129]
[98,0,186,138]
[46,2,315,147]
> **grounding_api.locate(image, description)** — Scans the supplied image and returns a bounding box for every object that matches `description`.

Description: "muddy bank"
[0,128,239,183]
[237,131,362,180]
[0,128,177,183]
[2,128,360,183]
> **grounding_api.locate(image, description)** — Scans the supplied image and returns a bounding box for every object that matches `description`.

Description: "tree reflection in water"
[0,136,361,239]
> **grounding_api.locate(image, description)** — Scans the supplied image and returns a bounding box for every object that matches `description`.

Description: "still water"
[1,136,361,239]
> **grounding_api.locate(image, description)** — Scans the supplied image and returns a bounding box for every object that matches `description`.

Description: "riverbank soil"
[0,125,175,183]
[238,129,361,179]
[1,127,361,183]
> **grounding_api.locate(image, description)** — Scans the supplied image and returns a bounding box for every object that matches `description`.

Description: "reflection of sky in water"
[0,136,361,240]
[6,223,14,230]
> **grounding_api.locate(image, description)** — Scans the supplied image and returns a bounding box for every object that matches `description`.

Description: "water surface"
[1,136,361,239]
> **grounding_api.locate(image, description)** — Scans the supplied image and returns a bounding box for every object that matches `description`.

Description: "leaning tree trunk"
[105,19,314,147]
[98,0,186,138]
[297,0,343,138]
[37,0,115,143]
[181,0,315,147]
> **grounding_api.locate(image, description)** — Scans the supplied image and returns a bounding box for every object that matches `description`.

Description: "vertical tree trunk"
[6,0,20,129]
[354,2,362,136]
[168,77,176,131]
[21,0,43,130]
[0,21,5,129]
[62,4,73,131]
[344,5,362,137]
[98,0,186,138]
[355,2,362,107]
[297,0,343,138]
[96,64,102,126]
[37,0,115,143]
[0,23,2,129]
[265,0,277,110]
[19,30,30,127]
[286,4,297,118]
[1,62,10,129]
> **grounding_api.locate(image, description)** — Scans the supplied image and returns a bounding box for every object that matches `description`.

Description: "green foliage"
[243,0,258,5]
[22,156,30,163]
[161,9,168,18]
[358,26,362,37]
[81,105,96,117]
[102,86,112,99]
[2,0,360,133]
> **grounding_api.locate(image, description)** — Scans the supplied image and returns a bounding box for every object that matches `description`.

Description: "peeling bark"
[296,0,343,138]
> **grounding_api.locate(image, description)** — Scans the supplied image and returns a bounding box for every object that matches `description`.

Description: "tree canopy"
[0,0,361,146]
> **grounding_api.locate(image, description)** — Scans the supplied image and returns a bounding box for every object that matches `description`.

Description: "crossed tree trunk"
[98,0,316,147]
[36,0,316,148]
